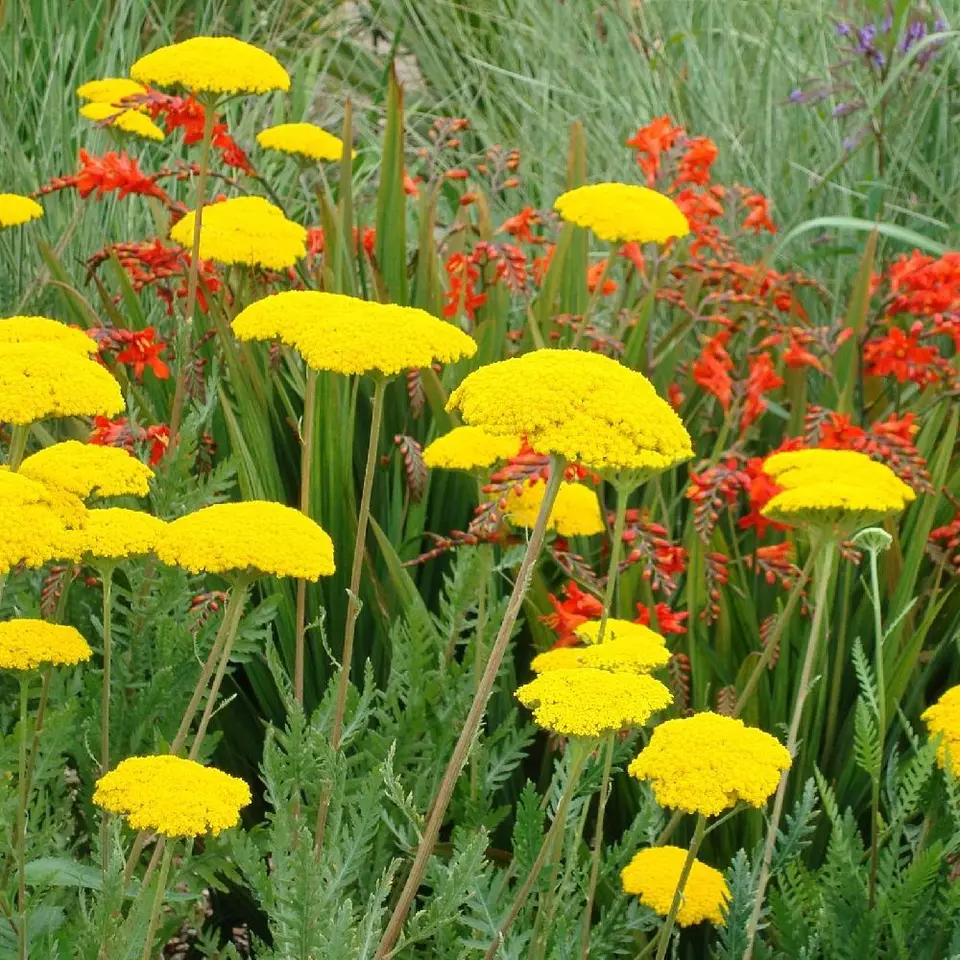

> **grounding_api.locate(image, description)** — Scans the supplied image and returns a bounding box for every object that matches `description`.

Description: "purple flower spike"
[880,13,893,33]
[836,21,852,36]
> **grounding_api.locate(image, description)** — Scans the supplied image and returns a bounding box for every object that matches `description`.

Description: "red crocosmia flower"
[863,322,942,385]
[542,581,604,647]
[403,171,421,197]
[532,245,556,287]
[634,602,688,636]
[74,149,169,202]
[443,253,487,321]
[90,416,170,466]
[361,227,377,259]
[667,382,684,411]
[738,456,786,537]
[783,333,824,371]
[499,206,542,244]
[618,242,647,274]
[587,259,617,296]
[675,136,718,187]
[626,116,684,186]
[741,191,777,233]
[307,227,325,257]
[692,331,734,411]
[144,425,170,465]
[114,328,169,380]
[885,250,960,318]
[741,352,784,434]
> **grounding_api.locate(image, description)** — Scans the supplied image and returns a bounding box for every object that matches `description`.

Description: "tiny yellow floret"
[422,426,521,472]
[628,712,791,816]
[257,122,351,162]
[93,755,251,837]
[554,183,690,245]
[531,632,669,675]
[0,472,84,572]
[921,685,960,771]
[76,78,147,103]
[448,349,693,473]
[130,37,290,95]
[21,441,153,499]
[80,102,165,141]
[72,508,165,562]
[574,618,667,647]
[156,501,335,580]
[504,480,605,537]
[516,667,672,738]
[0,316,97,356]
[0,194,43,229]
[621,846,729,927]
[0,619,92,671]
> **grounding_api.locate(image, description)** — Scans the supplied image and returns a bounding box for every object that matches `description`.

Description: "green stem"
[822,560,854,767]
[8,424,28,471]
[99,565,115,880]
[654,813,706,960]
[579,734,615,958]
[484,742,591,959]
[598,484,629,641]
[294,366,318,706]
[470,542,493,802]
[375,459,566,959]
[744,540,834,959]
[868,546,885,908]
[16,675,28,960]
[140,842,173,960]
[331,376,386,752]
[570,244,616,350]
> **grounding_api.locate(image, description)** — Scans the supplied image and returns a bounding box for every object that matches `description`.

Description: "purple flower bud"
[836,21,852,37]
[933,17,948,33]
[833,101,863,118]
[789,88,805,103]
[842,135,859,152]
[880,13,893,33]
[872,50,886,68]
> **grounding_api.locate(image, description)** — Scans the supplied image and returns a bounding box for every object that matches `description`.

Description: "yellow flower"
[232,290,477,377]
[422,426,521,471]
[130,37,290,96]
[156,501,335,580]
[531,633,670,675]
[76,78,147,103]
[516,668,672,738]
[71,508,165,562]
[0,316,97,356]
[0,343,124,425]
[0,194,43,228]
[621,846,729,927]
[257,122,351,162]
[93,755,251,837]
[80,102,165,141]
[505,480,605,537]
[628,712,791,816]
[574,618,666,647]
[20,441,153,499]
[447,349,693,474]
[0,619,92,671]
[554,183,690,245]
[921,685,960,770]
[170,197,307,270]
[763,449,915,503]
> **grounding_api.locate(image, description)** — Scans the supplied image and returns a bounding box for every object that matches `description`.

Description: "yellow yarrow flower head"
[621,846,729,927]
[0,343,124,425]
[554,183,690,245]
[0,194,43,229]
[170,197,307,271]
[761,448,914,533]
[516,667,672,738]
[80,102,165,142]
[71,508,165,562]
[448,349,693,475]
[628,712,791,816]
[130,37,290,96]
[504,480,605,537]
[0,316,97,356]
[531,633,670,675]
[257,122,351,162]
[0,619,92,671]
[93,755,251,837]
[21,441,153,499]
[574,618,666,647]
[921,685,960,770]
[156,501,335,581]
[232,291,477,378]
[76,78,147,104]
[422,426,521,472]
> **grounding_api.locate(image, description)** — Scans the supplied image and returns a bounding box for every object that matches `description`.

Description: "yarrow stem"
[744,539,835,958]
[16,675,29,960]
[140,842,174,960]
[99,564,116,880]
[653,813,707,960]
[867,542,886,907]
[8,424,29,471]
[375,458,566,958]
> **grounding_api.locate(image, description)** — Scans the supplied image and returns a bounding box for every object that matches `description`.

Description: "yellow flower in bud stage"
[170,197,307,270]
[80,102,165,141]
[257,122,351,162]
[554,183,690,245]
[574,618,666,647]
[21,441,153,499]
[156,501,335,580]
[622,846,729,927]
[0,194,43,229]
[422,426,521,472]
[71,508,165,562]
[447,349,693,474]
[232,290,477,378]
[0,316,97,356]
[130,37,290,96]
[0,620,92,671]
[0,343,124,425]
[628,712,791,816]
[921,685,960,770]
[93,755,251,837]
[531,632,670,675]
[516,667,672,738]
[76,78,147,104]
[504,480,604,537]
